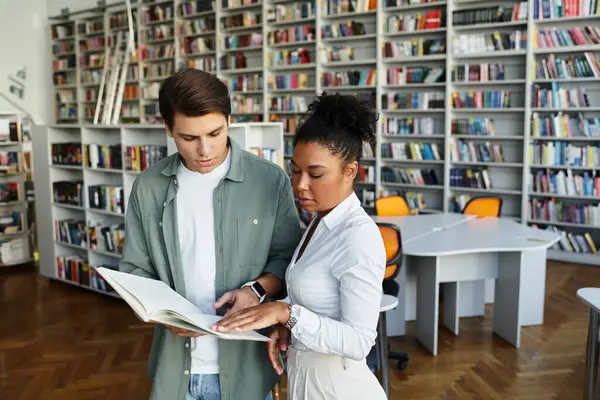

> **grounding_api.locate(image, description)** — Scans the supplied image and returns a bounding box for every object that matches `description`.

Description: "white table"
[577,287,600,400]
[405,217,560,356]
[372,213,476,336]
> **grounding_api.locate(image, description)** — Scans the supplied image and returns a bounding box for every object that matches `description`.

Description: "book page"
[97,267,201,318]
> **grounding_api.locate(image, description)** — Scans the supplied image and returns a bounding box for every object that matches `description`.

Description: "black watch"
[243,281,266,303]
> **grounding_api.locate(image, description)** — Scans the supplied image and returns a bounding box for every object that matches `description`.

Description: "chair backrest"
[462,197,502,218]
[377,222,402,280]
[375,196,410,216]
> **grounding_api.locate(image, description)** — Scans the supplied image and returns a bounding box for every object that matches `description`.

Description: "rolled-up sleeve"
[290,222,386,360]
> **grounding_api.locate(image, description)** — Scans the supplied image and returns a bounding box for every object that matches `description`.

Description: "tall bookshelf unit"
[0,112,34,267]
[33,122,284,296]
[48,0,600,265]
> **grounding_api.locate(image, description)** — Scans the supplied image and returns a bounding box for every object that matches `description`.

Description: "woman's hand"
[212,302,290,333]
[268,325,289,375]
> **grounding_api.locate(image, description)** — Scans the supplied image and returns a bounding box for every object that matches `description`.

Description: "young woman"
[212,92,387,399]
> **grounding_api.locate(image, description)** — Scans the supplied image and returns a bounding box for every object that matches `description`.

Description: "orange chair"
[376,222,410,370]
[375,195,410,216]
[462,196,503,218]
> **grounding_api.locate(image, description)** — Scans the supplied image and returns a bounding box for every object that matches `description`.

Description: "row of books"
[529,169,600,197]
[452,31,528,54]
[220,12,259,30]
[232,95,262,113]
[451,90,512,109]
[382,38,445,58]
[56,255,118,294]
[85,144,122,170]
[450,139,507,164]
[450,167,492,189]
[380,142,442,161]
[269,73,310,90]
[267,26,315,46]
[322,21,367,40]
[321,70,375,88]
[267,2,315,23]
[534,0,600,20]
[229,74,262,91]
[535,53,600,80]
[384,9,444,34]
[89,185,124,214]
[54,219,125,255]
[382,92,445,110]
[357,165,376,184]
[383,117,436,136]
[532,84,591,108]
[530,113,599,138]
[542,225,598,256]
[451,63,507,82]
[530,199,600,226]
[381,167,440,186]
[180,16,215,36]
[452,3,528,26]
[451,118,495,136]
[533,26,600,49]
[529,141,600,167]
[387,67,444,85]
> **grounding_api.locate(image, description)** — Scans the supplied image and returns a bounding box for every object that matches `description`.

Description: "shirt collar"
[161,137,244,182]
[321,192,362,230]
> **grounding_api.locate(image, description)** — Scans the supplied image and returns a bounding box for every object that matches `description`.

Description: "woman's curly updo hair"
[293,92,378,164]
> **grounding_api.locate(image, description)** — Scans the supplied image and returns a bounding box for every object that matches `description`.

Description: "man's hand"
[149,320,204,337]
[211,302,290,333]
[214,287,260,316]
[268,325,289,375]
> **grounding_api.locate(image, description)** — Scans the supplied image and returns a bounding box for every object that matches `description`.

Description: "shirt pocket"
[237,214,276,268]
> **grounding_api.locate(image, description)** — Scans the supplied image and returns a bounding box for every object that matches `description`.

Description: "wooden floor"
[1,261,599,399]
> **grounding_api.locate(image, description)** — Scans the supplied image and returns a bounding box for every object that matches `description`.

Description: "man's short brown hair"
[159,68,231,130]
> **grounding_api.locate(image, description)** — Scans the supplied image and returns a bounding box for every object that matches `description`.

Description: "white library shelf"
[0,111,34,267]
[48,0,600,266]
[32,122,284,297]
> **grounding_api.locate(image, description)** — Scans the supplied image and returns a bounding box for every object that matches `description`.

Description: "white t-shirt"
[176,150,231,374]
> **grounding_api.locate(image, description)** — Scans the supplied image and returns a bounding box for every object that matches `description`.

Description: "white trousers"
[287,348,387,400]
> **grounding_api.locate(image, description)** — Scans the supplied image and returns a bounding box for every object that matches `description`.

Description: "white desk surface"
[404,217,561,256]
[577,288,600,313]
[380,294,399,312]
[372,213,476,244]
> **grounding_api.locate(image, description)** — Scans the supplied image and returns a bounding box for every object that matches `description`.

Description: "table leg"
[416,256,439,356]
[377,313,390,399]
[585,308,600,400]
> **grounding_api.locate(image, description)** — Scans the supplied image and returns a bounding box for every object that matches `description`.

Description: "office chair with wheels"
[462,196,503,218]
[377,222,410,370]
[375,195,411,216]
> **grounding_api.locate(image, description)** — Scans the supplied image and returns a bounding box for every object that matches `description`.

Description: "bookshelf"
[32,122,284,296]
[0,112,34,267]
[47,0,600,265]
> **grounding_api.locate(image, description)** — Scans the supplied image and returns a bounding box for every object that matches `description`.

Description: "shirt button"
[159,221,163,226]
[253,219,258,224]
[163,202,166,207]
[185,343,189,348]
[184,370,189,375]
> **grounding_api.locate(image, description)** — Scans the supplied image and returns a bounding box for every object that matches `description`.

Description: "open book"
[96,267,271,342]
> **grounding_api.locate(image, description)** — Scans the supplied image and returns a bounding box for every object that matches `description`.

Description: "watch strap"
[242,281,266,303]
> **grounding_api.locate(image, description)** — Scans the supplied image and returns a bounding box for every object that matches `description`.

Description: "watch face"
[253,282,267,297]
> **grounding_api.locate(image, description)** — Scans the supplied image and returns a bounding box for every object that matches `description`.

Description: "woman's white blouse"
[285,192,387,361]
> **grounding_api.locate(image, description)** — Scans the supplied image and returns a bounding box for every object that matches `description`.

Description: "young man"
[118,68,302,400]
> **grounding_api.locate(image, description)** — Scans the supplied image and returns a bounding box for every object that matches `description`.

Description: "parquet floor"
[1,261,600,400]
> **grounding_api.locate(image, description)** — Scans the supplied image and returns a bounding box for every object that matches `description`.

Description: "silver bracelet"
[283,303,298,330]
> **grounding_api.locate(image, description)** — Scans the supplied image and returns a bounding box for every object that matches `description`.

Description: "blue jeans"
[186,374,274,400]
